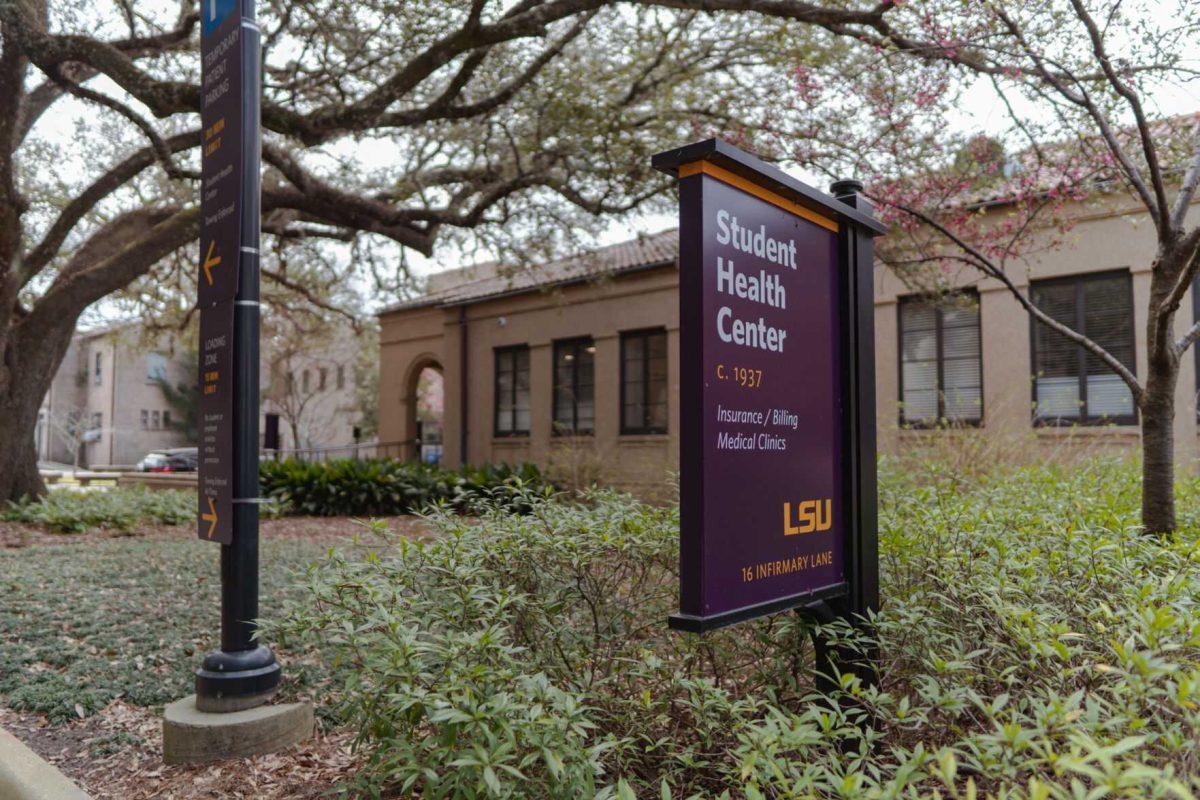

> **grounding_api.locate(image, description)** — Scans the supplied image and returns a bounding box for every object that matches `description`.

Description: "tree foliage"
[756,0,1200,532]
[0,0,879,500]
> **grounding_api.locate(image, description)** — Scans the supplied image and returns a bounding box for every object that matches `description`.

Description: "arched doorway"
[404,358,444,465]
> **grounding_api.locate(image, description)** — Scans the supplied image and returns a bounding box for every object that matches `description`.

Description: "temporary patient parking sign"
[653,140,886,632]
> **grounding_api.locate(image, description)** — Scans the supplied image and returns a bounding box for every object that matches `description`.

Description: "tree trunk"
[1141,363,1178,535]
[0,377,51,502]
[1,309,80,503]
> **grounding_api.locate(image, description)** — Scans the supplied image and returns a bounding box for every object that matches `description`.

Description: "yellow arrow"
[202,496,218,539]
[203,240,221,286]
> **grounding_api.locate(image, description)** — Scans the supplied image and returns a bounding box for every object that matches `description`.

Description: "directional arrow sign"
[202,497,219,539]
[202,240,221,286]
[198,301,234,544]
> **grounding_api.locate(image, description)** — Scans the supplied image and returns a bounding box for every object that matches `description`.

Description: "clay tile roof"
[379,228,679,315]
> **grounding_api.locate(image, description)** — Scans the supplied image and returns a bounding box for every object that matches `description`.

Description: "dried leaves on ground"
[0,702,357,799]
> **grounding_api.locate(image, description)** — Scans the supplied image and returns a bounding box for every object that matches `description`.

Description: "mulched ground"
[0,702,357,799]
[0,514,435,798]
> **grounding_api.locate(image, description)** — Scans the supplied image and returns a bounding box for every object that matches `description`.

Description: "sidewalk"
[0,725,90,800]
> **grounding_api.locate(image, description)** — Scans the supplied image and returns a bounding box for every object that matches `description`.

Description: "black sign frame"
[651,139,885,634]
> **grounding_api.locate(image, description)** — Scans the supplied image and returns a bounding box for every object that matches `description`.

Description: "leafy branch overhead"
[756,0,1200,533]
[3,0,873,280]
[0,0,884,501]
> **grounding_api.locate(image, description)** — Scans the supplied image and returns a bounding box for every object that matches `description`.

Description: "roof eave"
[435,257,678,309]
[377,257,678,317]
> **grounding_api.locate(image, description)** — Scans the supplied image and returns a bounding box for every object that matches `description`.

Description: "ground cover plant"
[0,460,546,536]
[0,534,330,722]
[275,457,1200,798]
[258,458,552,517]
[2,487,194,533]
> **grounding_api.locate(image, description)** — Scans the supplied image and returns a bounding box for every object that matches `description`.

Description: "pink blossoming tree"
[770,0,1200,534]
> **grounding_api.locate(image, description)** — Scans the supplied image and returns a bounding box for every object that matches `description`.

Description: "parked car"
[137,447,198,473]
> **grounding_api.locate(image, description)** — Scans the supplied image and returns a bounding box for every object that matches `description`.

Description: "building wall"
[36,338,85,465]
[378,201,1200,492]
[261,329,367,452]
[77,329,192,468]
[40,321,372,468]
[379,305,450,462]
[379,267,680,492]
[875,197,1198,465]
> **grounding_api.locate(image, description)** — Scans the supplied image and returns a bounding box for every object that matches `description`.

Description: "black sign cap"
[651,139,887,237]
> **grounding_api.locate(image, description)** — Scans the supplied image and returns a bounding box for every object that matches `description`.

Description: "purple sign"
[199,301,234,544]
[676,161,845,626]
[199,0,243,308]
[198,0,247,542]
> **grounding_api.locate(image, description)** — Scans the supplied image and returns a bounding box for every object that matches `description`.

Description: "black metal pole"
[790,182,880,746]
[814,178,879,694]
[195,0,280,713]
[831,178,880,632]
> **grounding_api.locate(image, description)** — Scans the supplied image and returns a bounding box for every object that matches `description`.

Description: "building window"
[898,293,983,426]
[1031,271,1136,424]
[93,352,102,385]
[141,410,149,430]
[90,412,102,430]
[319,367,328,391]
[151,410,161,430]
[621,329,668,434]
[494,346,531,436]
[302,369,311,393]
[552,338,595,434]
[145,352,168,383]
[336,365,345,390]
[163,410,171,429]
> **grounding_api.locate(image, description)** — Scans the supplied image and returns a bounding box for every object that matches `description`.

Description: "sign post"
[651,140,884,678]
[195,0,280,712]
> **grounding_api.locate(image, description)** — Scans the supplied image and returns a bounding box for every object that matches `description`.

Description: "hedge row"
[1,487,195,534]
[257,458,553,517]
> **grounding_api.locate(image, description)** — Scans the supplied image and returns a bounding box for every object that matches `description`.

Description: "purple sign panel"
[676,162,845,625]
[199,301,235,544]
[198,0,247,542]
[199,0,243,308]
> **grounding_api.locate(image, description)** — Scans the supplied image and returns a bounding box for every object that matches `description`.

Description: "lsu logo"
[783,499,832,535]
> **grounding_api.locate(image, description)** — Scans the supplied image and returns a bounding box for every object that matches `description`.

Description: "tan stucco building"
[38,320,374,468]
[36,324,193,468]
[377,195,1199,491]
[378,233,681,491]
[261,323,372,455]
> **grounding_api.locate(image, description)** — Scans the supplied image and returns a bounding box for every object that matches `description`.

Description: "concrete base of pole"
[162,694,314,765]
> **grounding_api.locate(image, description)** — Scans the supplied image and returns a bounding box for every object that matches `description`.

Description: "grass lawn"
[0,516,428,799]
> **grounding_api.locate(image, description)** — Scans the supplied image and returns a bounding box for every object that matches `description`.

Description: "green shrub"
[257,458,553,517]
[273,458,1200,798]
[3,488,194,533]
